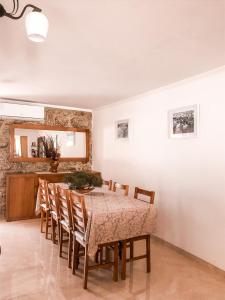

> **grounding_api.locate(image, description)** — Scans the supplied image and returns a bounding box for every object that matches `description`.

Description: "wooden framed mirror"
[9,124,90,162]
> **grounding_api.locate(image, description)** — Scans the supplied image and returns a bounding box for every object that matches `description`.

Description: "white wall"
[93,67,225,271]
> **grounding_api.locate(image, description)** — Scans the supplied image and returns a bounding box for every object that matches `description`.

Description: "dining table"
[36,184,157,257]
[61,184,157,257]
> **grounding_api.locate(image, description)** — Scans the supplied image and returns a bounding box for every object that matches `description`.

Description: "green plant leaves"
[64,172,103,189]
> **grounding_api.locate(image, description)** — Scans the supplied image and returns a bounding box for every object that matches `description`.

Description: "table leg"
[121,240,126,280]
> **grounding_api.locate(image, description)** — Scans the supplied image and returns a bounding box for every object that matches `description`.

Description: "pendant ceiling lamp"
[0,0,48,42]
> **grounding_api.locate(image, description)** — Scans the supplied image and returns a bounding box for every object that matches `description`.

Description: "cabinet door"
[6,175,36,221]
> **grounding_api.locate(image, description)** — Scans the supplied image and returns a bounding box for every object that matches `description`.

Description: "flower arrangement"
[64,172,103,192]
[39,136,60,160]
[38,136,60,172]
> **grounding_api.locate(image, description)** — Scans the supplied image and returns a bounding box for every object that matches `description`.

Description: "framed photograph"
[168,105,198,138]
[116,119,129,139]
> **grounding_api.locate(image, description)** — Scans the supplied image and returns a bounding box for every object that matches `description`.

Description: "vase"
[69,184,95,194]
[49,159,59,173]
[75,187,95,194]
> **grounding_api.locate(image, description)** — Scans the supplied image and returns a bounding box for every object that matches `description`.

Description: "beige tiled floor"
[0,219,225,300]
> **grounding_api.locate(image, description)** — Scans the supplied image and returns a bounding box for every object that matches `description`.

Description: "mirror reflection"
[14,129,87,158]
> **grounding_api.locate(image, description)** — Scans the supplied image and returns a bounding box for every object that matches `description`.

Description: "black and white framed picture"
[168,105,198,138]
[116,119,129,139]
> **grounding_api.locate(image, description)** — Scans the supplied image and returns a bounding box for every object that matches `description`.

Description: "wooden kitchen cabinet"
[6,171,101,221]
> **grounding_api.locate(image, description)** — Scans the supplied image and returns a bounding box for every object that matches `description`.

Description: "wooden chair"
[134,187,155,204]
[103,179,112,190]
[48,183,60,244]
[39,178,51,239]
[57,186,73,268]
[121,187,155,280]
[112,182,129,196]
[70,191,119,289]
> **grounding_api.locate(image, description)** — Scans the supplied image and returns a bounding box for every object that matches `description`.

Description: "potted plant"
[64,172,103,194]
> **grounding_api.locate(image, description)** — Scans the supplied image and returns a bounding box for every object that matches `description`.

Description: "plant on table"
[64,172,103,192]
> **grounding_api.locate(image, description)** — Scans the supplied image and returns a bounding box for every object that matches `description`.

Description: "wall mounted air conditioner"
[0,102,44,120]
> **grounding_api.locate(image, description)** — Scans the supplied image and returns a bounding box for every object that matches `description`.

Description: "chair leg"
[100,246,103,264]
[59,224,63,257]
[84,245,89,289]
[51,217,56,244]
[40,209,44,233]
[95,249,99,263]
[45,210,50,239]
[77,244,81,268]
[113,242,118,282]
[72,238,79,275]
[130,241,134,260]
[68,231,73,268]
[146,235,151,273]
[57,220,60,245]
[121,240,126,280]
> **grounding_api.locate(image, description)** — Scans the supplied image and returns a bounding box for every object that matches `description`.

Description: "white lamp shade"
[25,11,49,42]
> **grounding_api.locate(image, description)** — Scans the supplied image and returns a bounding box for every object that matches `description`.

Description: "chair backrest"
[39,178,49,207]
[103,179,112,190]
[57,186,72,228]
[134,187,155,204]
[48,183,59,217]
[70,191,87,235]
[112,182,129,196]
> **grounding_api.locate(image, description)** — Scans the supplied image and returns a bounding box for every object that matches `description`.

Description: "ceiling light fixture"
[0,0,48,42]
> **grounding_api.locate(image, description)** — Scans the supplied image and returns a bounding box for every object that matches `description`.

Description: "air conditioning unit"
[0,102,44,120]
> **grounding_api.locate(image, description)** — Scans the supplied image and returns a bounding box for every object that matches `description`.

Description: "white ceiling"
[0,0,225,109]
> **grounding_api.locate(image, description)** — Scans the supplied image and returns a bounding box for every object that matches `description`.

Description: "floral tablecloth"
[83,188,157,256]
[36,184,157,256]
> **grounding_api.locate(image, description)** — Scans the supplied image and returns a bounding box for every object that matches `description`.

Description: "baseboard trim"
[152,235,225,277]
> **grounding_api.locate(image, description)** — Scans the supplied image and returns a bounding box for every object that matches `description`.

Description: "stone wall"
[0,107,92,216]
